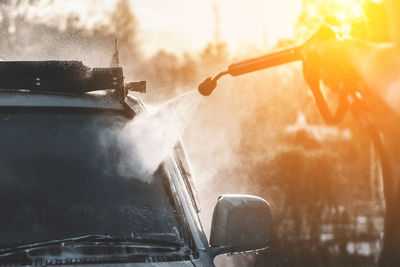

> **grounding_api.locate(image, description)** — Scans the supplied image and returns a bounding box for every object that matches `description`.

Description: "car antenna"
[109,37,147,94]
[110,37,120,68]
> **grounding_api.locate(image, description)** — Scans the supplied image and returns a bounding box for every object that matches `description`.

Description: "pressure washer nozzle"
[198,77,217,96]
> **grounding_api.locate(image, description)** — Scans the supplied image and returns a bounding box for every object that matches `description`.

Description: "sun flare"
[299,0,387,41]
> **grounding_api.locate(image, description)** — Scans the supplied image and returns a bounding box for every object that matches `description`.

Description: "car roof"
[0,60,145,116]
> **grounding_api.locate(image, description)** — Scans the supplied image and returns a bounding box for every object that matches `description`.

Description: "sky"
[132,0,302,56]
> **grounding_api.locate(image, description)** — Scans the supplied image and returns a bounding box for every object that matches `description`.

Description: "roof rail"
[0,61,130,99]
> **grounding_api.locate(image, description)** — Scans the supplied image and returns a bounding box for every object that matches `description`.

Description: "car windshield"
[0,110,183,248]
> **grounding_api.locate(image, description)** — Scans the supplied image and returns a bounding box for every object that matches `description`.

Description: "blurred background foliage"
[0,0,393,266]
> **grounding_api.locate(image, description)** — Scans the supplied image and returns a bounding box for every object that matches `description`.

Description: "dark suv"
[0,61,273,266]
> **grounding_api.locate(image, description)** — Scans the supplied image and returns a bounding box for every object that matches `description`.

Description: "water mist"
[103,90,201,181]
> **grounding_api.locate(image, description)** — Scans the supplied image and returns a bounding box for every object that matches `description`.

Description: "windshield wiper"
[0,234,187,259]
[0,234,192,266]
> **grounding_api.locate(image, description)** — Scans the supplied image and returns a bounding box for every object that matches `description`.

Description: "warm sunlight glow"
[335,0,366,23]
[351,4,363,18]
[300,0,375,39]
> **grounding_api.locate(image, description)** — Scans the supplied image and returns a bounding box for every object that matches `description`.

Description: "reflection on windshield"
[0,112,182,247]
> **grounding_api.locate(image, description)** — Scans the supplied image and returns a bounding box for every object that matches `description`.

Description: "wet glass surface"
[0,112,181,247]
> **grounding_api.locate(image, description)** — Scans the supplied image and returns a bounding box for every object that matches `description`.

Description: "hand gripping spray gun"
[198,27,395,264]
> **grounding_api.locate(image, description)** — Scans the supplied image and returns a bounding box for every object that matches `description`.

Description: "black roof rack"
[0,61,129,99]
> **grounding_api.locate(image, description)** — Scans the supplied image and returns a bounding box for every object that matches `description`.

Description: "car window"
[0,111,182,247]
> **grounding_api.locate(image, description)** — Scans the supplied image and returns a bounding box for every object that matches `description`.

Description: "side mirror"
[210,194,273,257]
